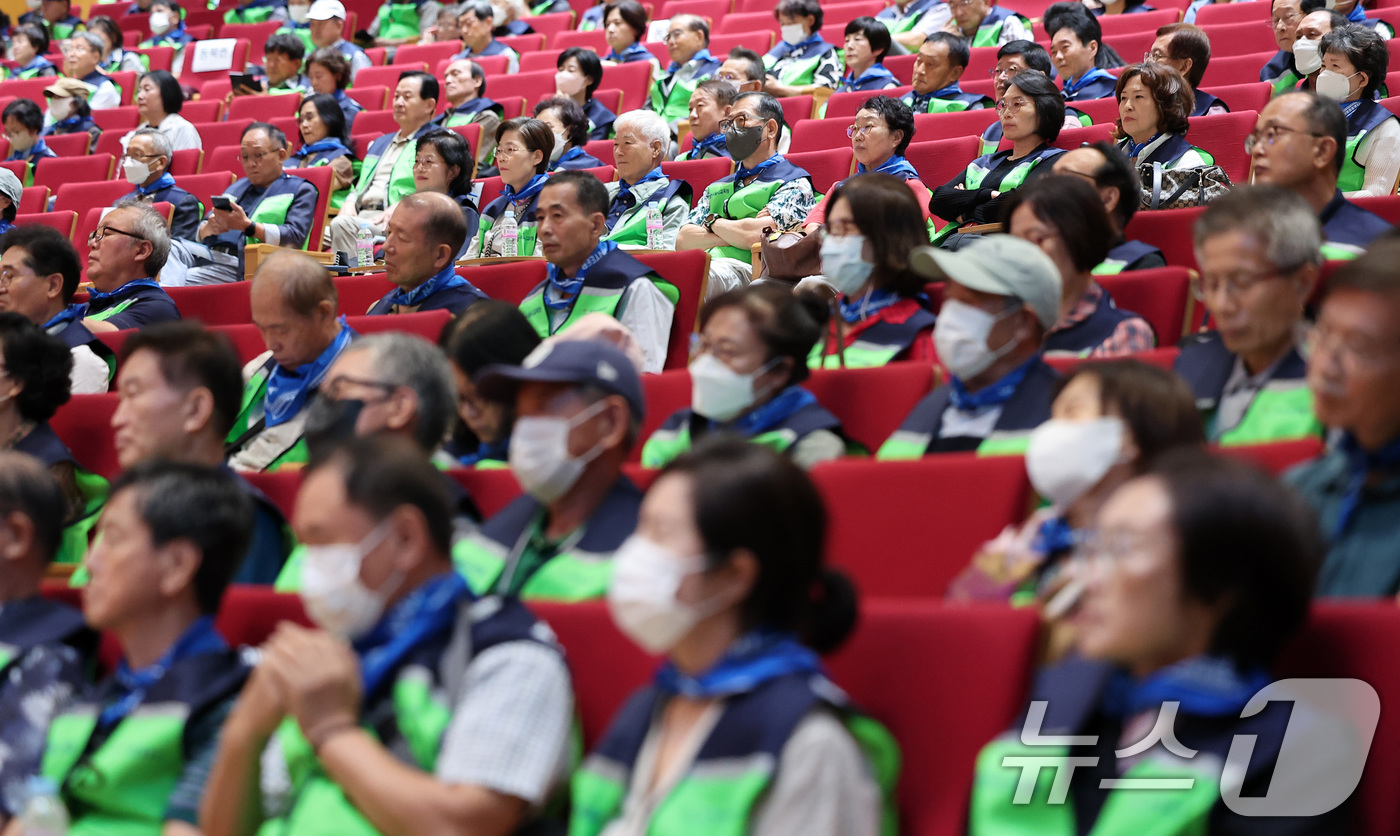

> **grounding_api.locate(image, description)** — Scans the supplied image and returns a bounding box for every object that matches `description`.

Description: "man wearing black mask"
[675,91,816,297]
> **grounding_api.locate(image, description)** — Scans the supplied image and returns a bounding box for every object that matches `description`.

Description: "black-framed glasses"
[88,226,146,245]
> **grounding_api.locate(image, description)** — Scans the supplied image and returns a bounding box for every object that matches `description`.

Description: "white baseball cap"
[307,0,346,21]
[910,235,1064,330]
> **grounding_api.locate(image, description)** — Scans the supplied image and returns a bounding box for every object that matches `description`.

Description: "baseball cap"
[307,0,346,21]
[476,339,645,421]
[910,235,1063,330]
[43,77,94,99]
[0,169,22,209]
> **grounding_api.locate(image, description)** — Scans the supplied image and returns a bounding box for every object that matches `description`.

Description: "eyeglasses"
[1269,11,1302,28]
[1071,528,1155,566]
[995,97,1031,113]
[0,269,35,289]
[1309,321,1400,370]
[1190,267,1286,301]
[413,156,444,169]
[123,151,163,161]
[846,123,885,138]
[718,114,762,131]
[240,148,277,164]
[1243,124,1322,154]
[88,226,146,246]
[1144,50,1170,62]
[948,0,979,8]
[495,143,528,158]
[662,28,689,41]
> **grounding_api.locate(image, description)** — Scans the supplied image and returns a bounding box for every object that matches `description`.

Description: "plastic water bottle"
[645,203,664,249]
[355,221,374,268]
[498,207,519,258]
[19,776,69,836]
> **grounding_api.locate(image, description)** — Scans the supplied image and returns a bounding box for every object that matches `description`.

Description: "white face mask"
[298,522,402,640]
[509,399,608,503]
[608,535,716,654]
[933,298,1020,382]
[555,70,585,97]
[289,4,310,22]
[549,130,567,162]
[1292,37,1322,75]
[689,352,778,423]
[149,11,172,34]
[819,234,873,296]
[780,23,807,45]
[1315,68,1359,102]
[47,97,73,122]
[1025,417,1127,508]
[122,156,151,185]
[491,4,506,26]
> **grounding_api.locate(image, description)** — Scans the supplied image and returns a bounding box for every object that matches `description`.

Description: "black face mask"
[724,123,766,161]
[302,396,366,457]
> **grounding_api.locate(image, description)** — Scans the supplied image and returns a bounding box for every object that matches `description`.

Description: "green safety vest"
[475,209,539,257]
[59,468,108,565]
[650,64,710,126]
[226,361,311,472]
[14,64,53,79]
[807,301,936,369]
[969,11,1028,48]
[602,180,691,248]
[968,738,1219,836]
[373,2,422,41]
[1338,107,1396,192]
[1212,380,1322,446]
[355,136,419,208]
[878,427,1031,457]
[518,265,678,338]
[453,529,616,600]
[1270,69,1302,97]
[931,149,1048,245]
[86,293,145,324]
[640,402,835,468]
[703,160,814,262]
[224,3,278,23]
[279,23,315,53]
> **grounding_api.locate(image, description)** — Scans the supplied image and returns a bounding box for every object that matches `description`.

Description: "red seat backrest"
[1043,346,1180,374]
[169,148,204,176]
[549,28,608,52]
[809,455,1034,597]
[1066,94,1121,126]
[599,61,653,112]
[241,471,305,521]
[345,309,453,343]
[166,282,254,327]
[1123,205,1205,270]
[209,323,272,365]
[15,210,76,238]
[1052,122,1115,151]
[51,393,122,479]
[460,259,549,304]
[490,70,558,106]
[346,84,389,111]
[1351,194,1400,225]
[518,49,564,73]
[804,362,939,453]
[1198,20,1281,57]
[716,10,780,33]
[633,249,709,371]
[1097,266,1192,343]
[1201,81,1270,116]
[194,119,254,151]
[53,179,133,216]
[786,148,855,195]
[392,40,461,67]
[1187,109,1256,183]
[92,106,142,134]
[789,116,851,154]
[217,22,281,62]
[285,166,335,252]
[824,86,915,119]
[448,467,524,517]
[1215,437,1325,475]
[43,131,93,157]
[906,136,982,190]
[1194,1,1268,25]
[215,586,314,647]
[707,30,776,54]
[34,154,115,192]
[349,109,399,138]
[1201,51,1276,88]
[912,107,1000,142]
[638,370,691,456]
[172,171,239,215]
[334,273,398,316]
[226,92,300,122]
[582,139,615,167]
[661,156,733,202]
[16,184,46,214]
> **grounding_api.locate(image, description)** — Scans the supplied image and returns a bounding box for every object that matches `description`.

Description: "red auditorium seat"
[392,41,461,67]
[707,30,777,54]
[1201,81,1270,116]
[1194,1,1269,25]
[1043,346,1180,374]
[661,156,734,200]
[1065,95,1121,126]
[634,249,710,371]
[51,394,122,479]
[824,87,915,119]
[809,454,1034,597]
[582,139,615,166]
[716,10,780,33]
[1352,195,1400,225]
[600,62,654,113]
[203,146,245,177]
[346,84,389,111]
[207,323,268,365]
[172,172,239,215]
[550,28,608,52]
[350,65,421,93]
[218,22,281,62]
[346,310,453,342]
[132,45,175,73]
[215,586,314,647]
[1097,266,1192,342]
[907,136,983,189]
[491,70,558,106]
[285,166,335,252]
[226,93,300,122]
[449,467,524,517]
[787,148,856,194]
[33,154,115,193]
[181,39,251,87]
[42,132,94,157]
[165,282,254,327]
[92,107,141,134]
[638,370,690,453]
[912,108,999,143]
[16,185,46,214]
[349,109,401,138]
[16,210,76,238]
[181,98,226,123]
[1197,21,1279,57]
[1187,109,1256,182]
[1201,51,1276,88]
[521,11,576,40]
[1215,437,1325,475]
[446,123,483,161]
[53,180,139,218]
[331,273,395,316]
[1123,205,1205,270]
[778,94,815,128]
[790,117,853,154]
[804,362,940,452]
[194,120,254,151]
[1053,122,1115,151]
[459,260,549,304]
[519,49,567,72]
[169,149,204,176]
[657,0,728,20]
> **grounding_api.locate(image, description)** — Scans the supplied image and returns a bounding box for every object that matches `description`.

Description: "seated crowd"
[0,0,1397,832]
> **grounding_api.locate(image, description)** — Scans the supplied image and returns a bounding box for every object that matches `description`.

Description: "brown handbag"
[757,225,822,283]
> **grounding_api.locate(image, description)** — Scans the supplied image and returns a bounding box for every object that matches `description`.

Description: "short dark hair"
[2,99,43,134]
[726,47,766,82]
[1054,359,1204,470]
[925,31,970,69]
[0,312,70,423]
[1292,91,1348,176]
[0,225,81,303]
[603,0,648,42]
[299,92,350,146]
[558,46,603,99]
[534,96,590,148]
[1146,448,1322,669]
[496,116,554,174]
[694,77,739,107]
[998,39,1053,75]
[826,172,927,296]
[1087,140,1141,230]
[856,94,914,155]
[1156,23,1210,88]
[844,16,891,64]
[701,283,825,388]
[0,451,68,563]
[12,24,49,56]
[1044,1,1102,49]
[1321,23,1389,101]
[401,191,469,257]
[306,436,454,558]
[87,15,123,53]
[243,121,288,150]
[661,437,857,654]
[443,298,541,378]
[264,31,306,62]
[417,128,476,192]
[1005,70,1065,143]
[542,169,610,216]
[458,0,492,22]
[1116,62,1194,136]
[463,58,487,97]
[732,90,785,133]
[308,46,352,90]
[399,70,440,103]
[120,322,244,438]
[140,70,184,115]
[774,0,822,29]
[1002,175,1115,273]
[109,461,253,614]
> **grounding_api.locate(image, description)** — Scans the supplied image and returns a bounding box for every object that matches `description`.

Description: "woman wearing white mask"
[535,96,606,172]
[641,284,849,470]
[1113,63,1214,173]
[763,0,842,98]
[123,70,202,152]
[808,173,937,369]
[948,359,1203,603]
[576,438,896,836]
[555,47,618,141]
[1284,9,1343,93]
[40,77,102,153]
[1318,24,1400,198]
[138,0,194,68]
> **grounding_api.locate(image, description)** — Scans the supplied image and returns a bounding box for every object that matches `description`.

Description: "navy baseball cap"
[476,339,645,420]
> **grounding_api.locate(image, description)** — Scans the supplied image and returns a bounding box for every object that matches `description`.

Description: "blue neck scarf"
[1063,67,1113,98]
[545,240,617,312]
[606,41,650,63]
[855,154,919,179]
[458,439,509,467]
[772,33,824,60]
[1348,4,1368,22]
[42,304,84,331]
[355,572,472,699]
[99,616,226,730]
[838,287,901,323]
[949,354,1038,411]
[264,319,352,427]
[654,629,825,699]
[135,171,176,197]
[46,114,84,133]
[1123,132,1163,160]
[930,82,964,98]
[735,153,782,183]
[1100,655,1272,720]
[19,57,53,74]
[1032,515,1079,555]
[608,166,666,225]
[710,385,815,435]
[554,145,590,169]
[691,132,728,156]
[501,172,549,205]
[1341,100,1364,120]
[86,278,162,305]
[1333,431,1400,538]
[840,63,895,91]
[388,264,468,309]
[299,137,349,157]
[667,47,712,73]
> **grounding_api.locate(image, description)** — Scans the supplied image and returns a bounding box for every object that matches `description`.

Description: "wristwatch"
[245,220,258,236]
[703,213,719,234]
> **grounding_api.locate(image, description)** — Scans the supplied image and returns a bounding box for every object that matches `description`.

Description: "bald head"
[249,251,341,369]
[382,191,468,289]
